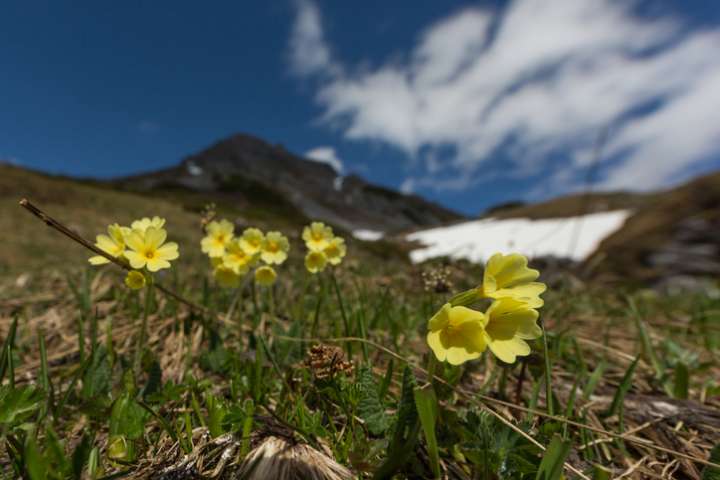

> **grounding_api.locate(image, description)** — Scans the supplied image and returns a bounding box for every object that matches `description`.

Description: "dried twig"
[19,198,208,314]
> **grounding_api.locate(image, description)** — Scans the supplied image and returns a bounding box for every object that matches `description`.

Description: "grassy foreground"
[1,202,720,479]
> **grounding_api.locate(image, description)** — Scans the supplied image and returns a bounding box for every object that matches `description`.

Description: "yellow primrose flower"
[223,239,257,275]
[239,228,265,255]
[89,223,131,265]
[254,265,277,286]
[302,222,333,252]
[213,263,241,288]
[260,231,290,265]
[124,270,146,290]
[305,250,327,274]
[131,216,166,233]
[323,236,347,266]
[427,303,488,365]
[125,227,179,272]
[483,298,542,364]
[426,298,542,365]
[480,253,546,308]
[201,219,235,258]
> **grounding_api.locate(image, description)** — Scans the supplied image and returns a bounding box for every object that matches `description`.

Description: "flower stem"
[134,280,153,373]
[330,271,352,358]
[426,353,437,387]
[310,274,324,338]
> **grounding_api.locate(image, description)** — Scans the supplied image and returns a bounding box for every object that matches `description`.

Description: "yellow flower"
[223,239,257,275]
[124,270,146,290]
[201,219,235,258]
[323,236,346,266]
[305,250,327,274]
[239,228,265,255]
[125,227,179,272]
[260,231,290,265]
[302,222,333,252]
[480,253,546,308]
[89,223,131,265]
[213,263,242,288]
[254,265,277,286]
[426,298,542,365]
[483,298,542,364]
[131,216,166,232]
[427,303,488,365]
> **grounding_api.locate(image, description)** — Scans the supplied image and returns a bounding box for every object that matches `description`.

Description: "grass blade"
[535,435,571,480]
[0,316,19,384]
[603,355,639,419]
[413,384,440,478]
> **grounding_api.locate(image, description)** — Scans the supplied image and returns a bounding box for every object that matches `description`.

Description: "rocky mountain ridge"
[117,133,463,233]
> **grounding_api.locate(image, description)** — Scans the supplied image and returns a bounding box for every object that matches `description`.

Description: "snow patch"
[407,210,631,264]
[353,229,385,241]
[187,161,203,176]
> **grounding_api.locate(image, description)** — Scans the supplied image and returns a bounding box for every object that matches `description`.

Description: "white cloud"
[399,177,415,194]
[304,146,344,174]
[288,0,335,76]
[289,0,720,195]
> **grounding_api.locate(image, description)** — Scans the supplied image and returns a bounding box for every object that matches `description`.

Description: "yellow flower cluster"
[427,253,546,365]
[88,217,180,290]
[201,219,289,287]
[302,221,346,274]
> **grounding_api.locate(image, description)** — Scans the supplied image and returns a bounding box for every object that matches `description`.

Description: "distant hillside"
[0,164,207,275]
[0,163,411,275]
[116,133,463,233]
[583,171,720,284]
[481,191,656,220]
[411,170,720,286]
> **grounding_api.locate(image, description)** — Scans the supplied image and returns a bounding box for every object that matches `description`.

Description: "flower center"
[144,250,155,260]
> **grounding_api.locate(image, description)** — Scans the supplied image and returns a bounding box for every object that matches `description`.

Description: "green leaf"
[0,316,18,384]
[72,434,94,480]
[603,355,639,418]
[356,367,390,435]
[673,362,689,400]
[414,384,440,478]
[109,394,147,440]
[629,297,664,379]
[0,385,44,427]
[373,366,421,480]
[81,347,111,400]
[535,435,571,480]
[24,437,48,480]
[206,393,228,438]
[582,360,606,400]
[702,443,720,480]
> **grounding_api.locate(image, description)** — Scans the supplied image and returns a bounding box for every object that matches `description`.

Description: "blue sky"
[1,0,719,215]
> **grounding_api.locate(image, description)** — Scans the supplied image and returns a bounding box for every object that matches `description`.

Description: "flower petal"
[156,242,179,261]
[145,227,167,250]
[146,257,171,272]
[489,337,530,364]
[125,231,146,252]
[124,251,146,269]
[445,347,481,366]
[89,255,110,265]
[428,303,451,331]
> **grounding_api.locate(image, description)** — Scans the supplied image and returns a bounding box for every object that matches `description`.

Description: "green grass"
[1,172,719,478]
[1,245,719,479]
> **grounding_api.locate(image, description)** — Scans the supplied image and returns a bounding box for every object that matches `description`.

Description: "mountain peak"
[119,132,463,233]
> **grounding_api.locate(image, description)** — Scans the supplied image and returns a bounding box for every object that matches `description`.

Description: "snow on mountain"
[407,210,631,264]
[353,229,384,241]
